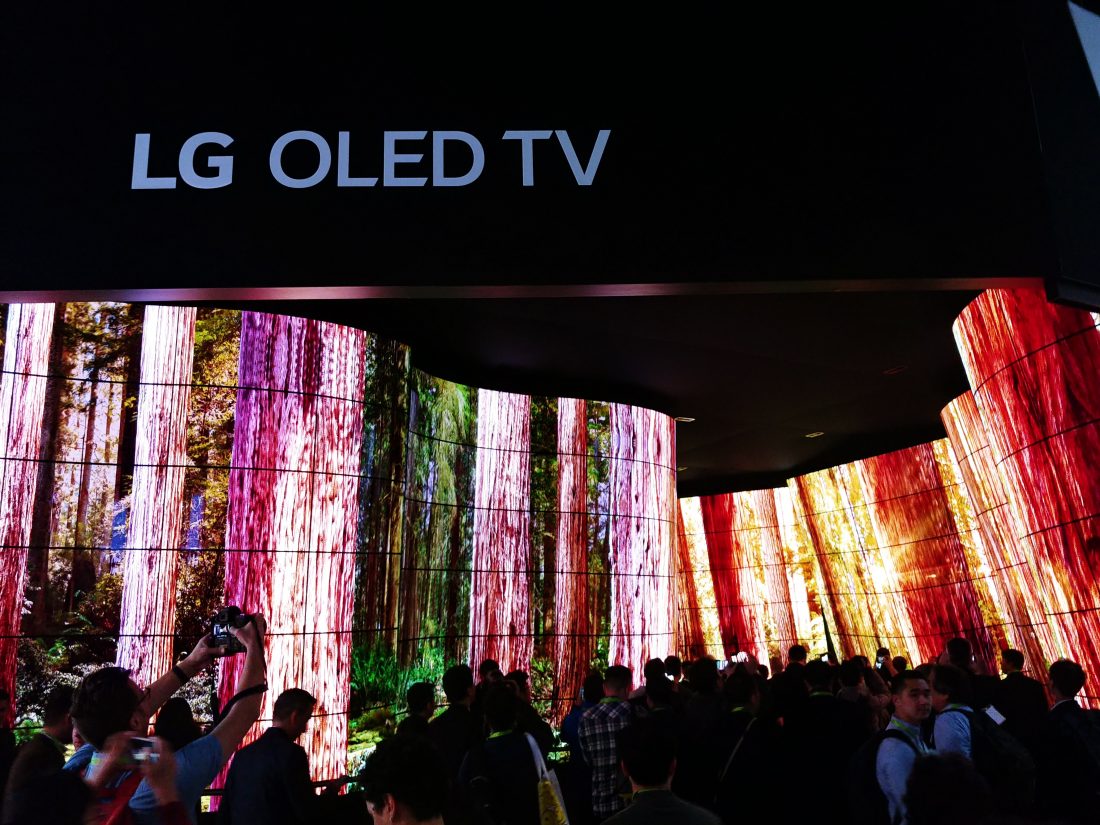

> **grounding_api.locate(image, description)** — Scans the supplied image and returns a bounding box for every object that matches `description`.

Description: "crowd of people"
[2,622,1100,825]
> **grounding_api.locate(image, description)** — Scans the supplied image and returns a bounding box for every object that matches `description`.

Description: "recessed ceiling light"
[673,416,695,423]
[804,431,825,438]
[676,466,688,472]
[883,365,908,375]
[927,573,939,579]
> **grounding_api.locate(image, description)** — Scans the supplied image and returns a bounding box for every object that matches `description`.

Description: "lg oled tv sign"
[0,5,1086,299]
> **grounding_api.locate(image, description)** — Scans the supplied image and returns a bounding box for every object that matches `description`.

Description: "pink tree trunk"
[552,397,589,719]
[468,389,531,673]
[117,306,197,688]
[218,313,365,783]
[608,404,676,684]
[0,304,55,724]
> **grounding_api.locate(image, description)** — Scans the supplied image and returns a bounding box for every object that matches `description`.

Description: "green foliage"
[15,638,81,724]
[175,550,225,659]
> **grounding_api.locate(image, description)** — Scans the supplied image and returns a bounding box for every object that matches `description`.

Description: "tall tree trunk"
[397,385,421,666]
[608,404,676,683]
[552,398,589,720]
[468,389,531,673]
[444,443,467,663]
[0,304,55,724]
[114,305,145,501]
[116,307,197,688]
[66,360,100,614]
[218,312,366,784]
[26,304,69,633]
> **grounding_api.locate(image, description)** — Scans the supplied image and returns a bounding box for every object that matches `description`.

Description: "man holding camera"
[64,612,269,825]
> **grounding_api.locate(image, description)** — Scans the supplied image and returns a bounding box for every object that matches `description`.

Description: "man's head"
[890,671,932,725]
[687,657,719,694]
[804,659,833,692]
[42,685,76,742]
[360,734,448,824]
[788,645,808,664]
[1001,648,1025,675]
[645,676,674,710]
[581,670,605,704]
[406,682,436,719]
[483,683,518,733]
[71,667,145,749]
[441,664,475,705]
[664,655,682,681]
[603,665,632,700]
[945,637,974,670]
[272,688,316,741]
[930,664,973,713]
[643,658,667,684]
[839,659,865,689]
[1049,659,1087,702]
[503,670,530,702]
[617,718,676,790]
[723,669,760,712]
[477,659,500,682]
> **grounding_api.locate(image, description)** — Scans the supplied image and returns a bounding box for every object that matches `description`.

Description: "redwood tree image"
[552,397,589,719]
[117,306,197,689]
[219,312,366,783]
[468,389,531,673]
[0,303,55,722]
[608,404,675,683]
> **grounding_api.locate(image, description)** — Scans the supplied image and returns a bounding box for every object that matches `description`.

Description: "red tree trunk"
[608,404,676,684]
[468,389,531,673]
[552,397,589,719]
[117,306,197,688]
[218,313,365,783]
[0,303,55,724]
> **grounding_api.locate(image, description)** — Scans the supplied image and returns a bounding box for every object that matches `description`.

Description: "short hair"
[478,659,500,679]
[805,659,833,691]
[406,682,435,714]
[483,683,518,732]
[273,688,316,721]
[876,647,890,659]
[43,685,75,726]
[442,664,474,703]
[643,658,666,683]
[930,664,973,705]
[604,665,632,693]
[892,656,908,673]
[724,670,758,706]
[155,697,201,751]
[504,670,528,692]
[788,645,808,663]
[839,659,864,688]
[582,670,605,704]
[687,658,719,693]
[646,676,674,708]
[945,637,973,666]
[758,664,770,680]
[664,655,682,679]
[360,734,448,820]
[617,718,675,787]
[1001,649,1025,671]
[851,655,871,669]
[1049,659,1087,698]
[891,670,929,696]
[71,667,139,750]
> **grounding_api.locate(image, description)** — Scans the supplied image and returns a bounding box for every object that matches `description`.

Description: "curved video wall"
[0,303,677,779]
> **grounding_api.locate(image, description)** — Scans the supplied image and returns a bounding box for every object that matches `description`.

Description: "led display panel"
[0,302,678,780]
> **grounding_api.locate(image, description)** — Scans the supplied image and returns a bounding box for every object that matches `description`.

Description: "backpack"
[940,707,1036,811]
[844,729,915,825]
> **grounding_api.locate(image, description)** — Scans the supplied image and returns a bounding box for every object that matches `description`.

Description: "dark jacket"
[603,789,721,825]
[993,671,1047,750]
[219,728,342,825]
[427,704,482,781]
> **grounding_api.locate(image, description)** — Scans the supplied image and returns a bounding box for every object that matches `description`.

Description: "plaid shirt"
[578,697,635,818]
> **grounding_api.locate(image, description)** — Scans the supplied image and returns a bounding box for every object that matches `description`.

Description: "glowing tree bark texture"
[681,489,821,670]
[608,404,675,682]
[792,441,1010,672]
[0,304,54,724]
[942,391,1058,678]
[675,497,728,661]
[468,389,531,673]
[954,289,1100,702]
[219,312,365,782]
[552,397,589,719]
[117,306,197,689]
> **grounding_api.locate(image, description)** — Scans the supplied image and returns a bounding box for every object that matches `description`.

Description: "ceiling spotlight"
[676,466,688,472]
[883,365,908,375]
[674,416,695,423]
[804,431,825,438]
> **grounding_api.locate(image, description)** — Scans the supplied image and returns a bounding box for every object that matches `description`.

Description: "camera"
[130,736,158,764]
[211,606,253,654]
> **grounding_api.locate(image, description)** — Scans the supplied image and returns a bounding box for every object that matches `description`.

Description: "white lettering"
[178,132,234,189]
[432,131,484,187]
[270,131,331,188]
[502,130,552,186]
